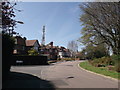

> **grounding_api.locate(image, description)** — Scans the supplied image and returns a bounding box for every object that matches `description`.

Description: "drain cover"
[67,76,74,79]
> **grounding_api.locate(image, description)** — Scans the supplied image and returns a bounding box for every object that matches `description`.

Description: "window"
[15,39,17,44]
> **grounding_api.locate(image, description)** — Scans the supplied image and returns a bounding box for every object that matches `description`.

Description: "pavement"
[3,60,119,89]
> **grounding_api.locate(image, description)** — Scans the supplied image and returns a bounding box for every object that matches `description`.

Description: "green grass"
[80,61,120,79]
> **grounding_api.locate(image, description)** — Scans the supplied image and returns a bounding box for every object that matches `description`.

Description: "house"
[13,36,40,55]
[40,42,58,60]
[13,36,26,55]
[13,36,71,60]
[26,40,40,52]
[40,41,71,60]
[58,46,71,58]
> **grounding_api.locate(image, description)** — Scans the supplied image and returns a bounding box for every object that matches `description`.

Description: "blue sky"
[14,2,84,51]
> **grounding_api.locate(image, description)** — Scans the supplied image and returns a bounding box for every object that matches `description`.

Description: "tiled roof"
[26,40,38,46]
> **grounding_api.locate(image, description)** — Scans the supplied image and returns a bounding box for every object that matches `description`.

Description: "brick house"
[13,36,71,59]
[13,36,40,55]
[13,36,26,55]
[40,42,58,60]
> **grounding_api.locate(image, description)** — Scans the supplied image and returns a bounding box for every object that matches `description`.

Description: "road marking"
[78,63,118,82]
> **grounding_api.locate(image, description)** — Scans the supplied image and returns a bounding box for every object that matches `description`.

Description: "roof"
[26,40,39,46]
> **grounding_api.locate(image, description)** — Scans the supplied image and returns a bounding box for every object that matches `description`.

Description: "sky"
[14,2,84,51]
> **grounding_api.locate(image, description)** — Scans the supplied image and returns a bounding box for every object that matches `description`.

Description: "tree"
[76,51,85,60]
[1,1,23,81]
[79,2,120,55]
[82,43,109,59]
[67,40,78,57]
[1,2,23,36]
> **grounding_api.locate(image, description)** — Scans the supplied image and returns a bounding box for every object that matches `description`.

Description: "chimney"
[23,37,27,40]
[50,42,53,47]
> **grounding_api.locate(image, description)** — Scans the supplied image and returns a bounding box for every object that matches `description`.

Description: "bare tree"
[67,40,78,57]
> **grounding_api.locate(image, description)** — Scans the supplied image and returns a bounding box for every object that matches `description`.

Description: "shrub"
[28,48,39,56]
[89,55,120,72]
[111,55,120,63]
[111,55,120,72]
[89,57,111,67]
[100,57,111,66]
[114,62,120,72]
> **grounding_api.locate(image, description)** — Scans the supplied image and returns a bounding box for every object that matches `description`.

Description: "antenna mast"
[41,25,45,46]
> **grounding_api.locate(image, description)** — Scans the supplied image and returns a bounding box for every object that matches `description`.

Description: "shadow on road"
[2,71,56,89]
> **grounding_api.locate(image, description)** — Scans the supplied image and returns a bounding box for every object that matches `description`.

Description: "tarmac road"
[10,60,119,88]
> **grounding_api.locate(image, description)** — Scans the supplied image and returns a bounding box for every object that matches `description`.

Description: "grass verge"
[79,61,120,80]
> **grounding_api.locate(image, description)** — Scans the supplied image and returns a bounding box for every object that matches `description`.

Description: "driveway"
[8,60,119,88]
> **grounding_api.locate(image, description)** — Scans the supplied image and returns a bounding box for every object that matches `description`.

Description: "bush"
[89,55,120,72]
[89,57,111,67]
[114,63,120,72]
[28,48,39,56]
[111,55,120,72]
[100,57,111,66]
[2,33,15,80]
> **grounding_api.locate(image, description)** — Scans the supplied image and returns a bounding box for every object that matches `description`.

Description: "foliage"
[89,55,120,72]
[114,63,120,72]
[1,1,23,81]
[89,57,111,67]
[81,44,109,59]
[111,55,120,61]
[28,48,39,56]
[1,1,23,35]
[79,2,120,55]
[111,55,120,72]
[80,61,120,79]
[76,51,85,59]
